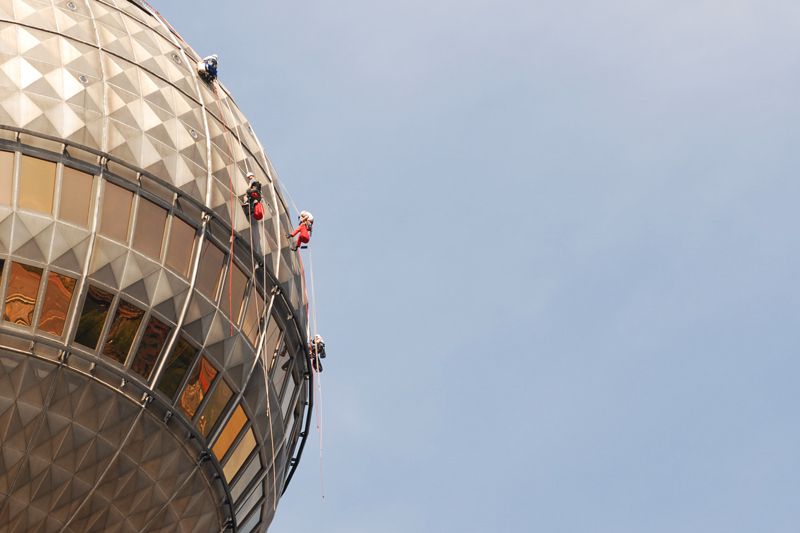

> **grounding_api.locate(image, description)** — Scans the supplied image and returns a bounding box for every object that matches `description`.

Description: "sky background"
[157,2,800,532]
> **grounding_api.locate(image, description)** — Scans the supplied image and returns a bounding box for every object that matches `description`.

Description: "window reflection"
[132,198,167,259]
[59,167,93,226]
[223,427,256,482]
[271,344,290,397]
[198,377,232,438]
[19,156,55,214]
[220,263,247,324]
[3,262,43,327]
[280,374,297,418]
[165,216,195,276]
[195,241,224,299]
[99,182,133,242]
[0,151,13,205]
[38,272,77,336]
[130,316,170,380]
[231,455,263,501]
[74,285,114,349]
[264,322,281,370]
[178,356,217,420]
[102,300,145,364]
[157,335,198,400]
[212,404,247,460]
[235,481,263,524]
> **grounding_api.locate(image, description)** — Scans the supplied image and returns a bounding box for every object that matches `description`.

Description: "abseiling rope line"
[308,252,326,500]
[259,218,279,510]
[229,98,282,510]
[209,83,240,337]
[277,180,327,500]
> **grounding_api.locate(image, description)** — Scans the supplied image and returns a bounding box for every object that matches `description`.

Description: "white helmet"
[300,210,314,222]
[314,334,324,344]
[203,54,218,63]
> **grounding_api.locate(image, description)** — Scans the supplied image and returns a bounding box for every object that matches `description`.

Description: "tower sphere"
[0,1,312,531]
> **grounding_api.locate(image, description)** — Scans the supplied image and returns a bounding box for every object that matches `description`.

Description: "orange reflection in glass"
[0,151,13,205]
[38,272,77,336]
[19,156,55,214]
[179,357,218,420]
[198,378,232,437]
[212,404,248,461]
[3,263,43,327]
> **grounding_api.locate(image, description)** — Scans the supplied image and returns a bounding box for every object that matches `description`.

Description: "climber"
[197,54,218,83]
[310,334,326,372]
[240,172,264,221]
[287,210,313,251]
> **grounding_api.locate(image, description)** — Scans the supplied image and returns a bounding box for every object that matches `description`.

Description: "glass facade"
[38,272,77,336]
[133,198,167,259]
[102,300,145,364]
[213,404,248,461]
[198,377,232,437]
[99,182,133,242]
[18,156,55,214]
[0,2,314,526]
[158,335,199,400]
[59,167,93,227]
[224,428,256,482]
[178,356,217,419]
[165,216,196,276]
[0,146,311,531]
[3,262,43,327]
[75,285,115,349]
[0,151,13,205]
[195,240,225,299]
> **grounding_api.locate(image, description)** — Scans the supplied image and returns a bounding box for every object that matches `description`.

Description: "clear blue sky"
[158,2,800,531]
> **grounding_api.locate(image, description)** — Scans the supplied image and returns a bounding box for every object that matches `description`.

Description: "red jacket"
[290,223,311,240]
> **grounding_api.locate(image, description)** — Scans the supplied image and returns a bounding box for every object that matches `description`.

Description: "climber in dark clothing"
[241,172,264,220]
[198,54,218,83]
[310,334,326,372]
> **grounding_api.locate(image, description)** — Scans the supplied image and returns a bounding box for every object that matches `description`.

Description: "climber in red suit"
[287,211,313,250]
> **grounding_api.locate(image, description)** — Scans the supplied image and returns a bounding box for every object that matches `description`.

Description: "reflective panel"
[281,374,297,418]
[231,455,263,501]
[212,404,247,460]
[102,300,145,364]
[238,512,260,533]
[264,322,282,370]
[132,198,167,259]
[131,316,170,380]
[0,151,13,205]
[59,167,93,226]
[223,427,256,482]
[178,357,217,420]
[271,345,290,397]
[165,216,195,276]
[38,272,77,336]
[219,263,247,324]
[19,156,55,214]
[195,241,224,299]
[75,285,114,349]
[3,263,43,327]
[99,182,133,242]
[283,411,298,449]
[241,291,264,346]
[198,377,232,438]
[157,335,198,400]
[235,482,263,523]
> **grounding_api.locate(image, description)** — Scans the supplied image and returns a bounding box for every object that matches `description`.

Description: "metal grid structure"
[0,1,314,531]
